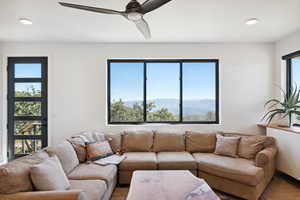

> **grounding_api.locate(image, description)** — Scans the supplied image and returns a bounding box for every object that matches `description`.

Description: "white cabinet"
[267,127,300,180]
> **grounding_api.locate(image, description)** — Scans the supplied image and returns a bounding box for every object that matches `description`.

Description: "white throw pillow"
[30,155,71,191]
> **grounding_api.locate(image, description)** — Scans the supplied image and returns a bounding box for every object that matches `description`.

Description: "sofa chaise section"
[193,135,277,200]
[193,153,264,186]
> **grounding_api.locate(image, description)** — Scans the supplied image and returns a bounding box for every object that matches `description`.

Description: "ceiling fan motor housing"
[126,0,142,13]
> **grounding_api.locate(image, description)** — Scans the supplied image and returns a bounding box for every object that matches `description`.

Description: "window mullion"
[179,62,183,122]
[143,61,147,122]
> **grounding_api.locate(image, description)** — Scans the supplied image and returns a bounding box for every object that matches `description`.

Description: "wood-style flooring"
[110,173,300,200]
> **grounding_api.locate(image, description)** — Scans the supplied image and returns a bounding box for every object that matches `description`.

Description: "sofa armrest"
[255,146,277,168]
[0,190,85,200]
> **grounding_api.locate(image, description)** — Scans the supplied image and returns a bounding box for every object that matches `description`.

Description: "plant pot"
[277,114,292,128]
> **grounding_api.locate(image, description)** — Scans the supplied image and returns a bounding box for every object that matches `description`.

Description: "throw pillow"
[105,133,122,154]
[238,136,266,159]
[86,140,114,161]
[30,155,70,191]
[214,134,240,158]
[67,138,87,163]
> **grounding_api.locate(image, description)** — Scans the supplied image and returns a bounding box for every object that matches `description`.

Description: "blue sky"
[14,64,42,92]
[292,58,300,87]
[110,62,216,102]
[147,62,180,100]
[110,62,144,102]
[15,63,41,78]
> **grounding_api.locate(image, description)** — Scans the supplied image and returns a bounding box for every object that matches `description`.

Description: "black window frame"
[107,59,219,125]
[283,50,300,126]
[7,57,48,160]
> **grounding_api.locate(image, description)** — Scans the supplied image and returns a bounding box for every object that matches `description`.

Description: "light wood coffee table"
[126,170,220,200]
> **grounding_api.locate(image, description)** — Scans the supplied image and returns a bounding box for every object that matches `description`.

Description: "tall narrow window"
[108,59,219,124]
[7,57,48,160]
[284,50,300,126]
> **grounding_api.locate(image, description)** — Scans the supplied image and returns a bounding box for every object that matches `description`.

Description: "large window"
[108,60,219,124]
[284,50,300,125]
[7,57,48,160]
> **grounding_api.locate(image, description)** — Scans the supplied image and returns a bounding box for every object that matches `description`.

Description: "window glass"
[15,139,42,154]
[15,63,41,78]
[110,62,144,122]
[15,102,42,116]
[108,60,218,124]
[292,56,300,88]
[146,63,180,121]
[15,83,41,97]
[15,121,42,135]
[183,62,216,121]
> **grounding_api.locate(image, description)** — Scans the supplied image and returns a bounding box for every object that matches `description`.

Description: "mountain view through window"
[108,60,219,124]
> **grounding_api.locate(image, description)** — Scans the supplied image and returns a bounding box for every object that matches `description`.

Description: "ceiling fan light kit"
[59,0,173,39]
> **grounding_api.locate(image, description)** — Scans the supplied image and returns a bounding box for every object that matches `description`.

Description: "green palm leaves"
[263,86,300,126]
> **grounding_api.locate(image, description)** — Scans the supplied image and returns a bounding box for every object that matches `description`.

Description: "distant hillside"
[124,98,215,116]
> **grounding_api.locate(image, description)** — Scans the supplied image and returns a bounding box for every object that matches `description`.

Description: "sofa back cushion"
[46,140,79,174]
[0,151,49,194]
[105,133,122,154]
[185,132,216,153]
[238,136,267,159]
[122,131,153,152]
[30,155,70,191]
[153,132,185,152]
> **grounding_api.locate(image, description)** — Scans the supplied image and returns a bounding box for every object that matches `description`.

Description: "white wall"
[0,43,3,163]
[0,43,275,159]
[275,30,300,97]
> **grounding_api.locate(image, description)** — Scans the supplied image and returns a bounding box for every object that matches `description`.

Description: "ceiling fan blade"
[140,0,172,14]
[59,2,125,16]
[133,18,151,39]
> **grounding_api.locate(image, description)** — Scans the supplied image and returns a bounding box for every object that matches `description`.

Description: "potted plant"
[263,86,300,127]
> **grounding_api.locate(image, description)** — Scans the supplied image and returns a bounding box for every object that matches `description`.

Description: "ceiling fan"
[59,0,173,39]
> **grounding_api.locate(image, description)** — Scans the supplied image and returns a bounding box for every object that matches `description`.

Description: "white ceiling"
[0,0,300,43]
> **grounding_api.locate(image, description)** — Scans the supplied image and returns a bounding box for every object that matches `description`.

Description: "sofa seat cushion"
[193,153,264,186]
[68,163,117,185]
[119,152,157,170]
[157,152,197,170]
[70,180,106,200]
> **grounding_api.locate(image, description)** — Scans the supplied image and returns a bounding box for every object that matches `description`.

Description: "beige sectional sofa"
[0,131,277,200]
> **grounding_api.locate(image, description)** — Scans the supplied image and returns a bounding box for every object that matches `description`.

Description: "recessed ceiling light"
[245,18,259,25]
[19,18,33,25]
